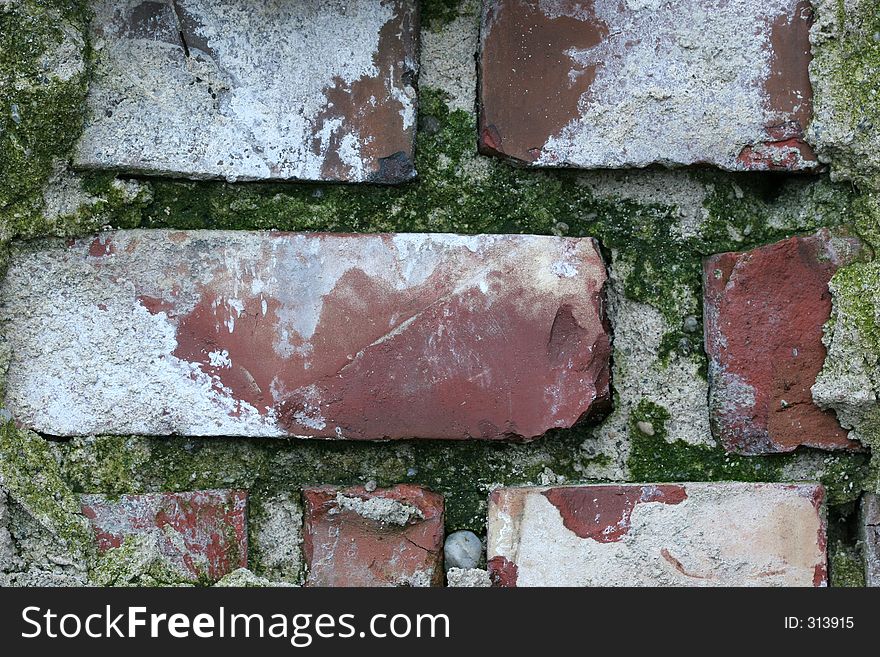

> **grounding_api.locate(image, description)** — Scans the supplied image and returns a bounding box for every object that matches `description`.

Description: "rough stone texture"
[446,567,491,587]
[81,490,247,584]
[808,0,880,187]
[704,230,863,454]
[478,0,817,171]
[249,493,303,584]
[74,0,419,183]
[303,484,444,587]
[0,490,13,572]
[0,230,610,440]
[812,250,880,469]
[861,493,880,586]
[487,483,827,586]
[214,567,296,588]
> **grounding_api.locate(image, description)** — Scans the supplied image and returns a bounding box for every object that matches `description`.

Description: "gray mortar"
[445,567,490,587]
[812,266,880,475]
[420,2,480,113]
[808,0,880,187]
[0,497,88,586]
[250,493,303,584]
[332,492,424,526]
[214,567,296,588]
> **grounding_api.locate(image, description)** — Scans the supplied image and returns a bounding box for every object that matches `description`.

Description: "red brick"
[2,230,610,440]
[81,490,247,583]
[703,230,862,454]
[488,483,827,586]
[479,0,816,171]
[303,484,444,587]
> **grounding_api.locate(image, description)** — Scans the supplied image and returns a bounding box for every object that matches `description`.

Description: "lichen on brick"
[0,422,93,566]
[808,0,880,188]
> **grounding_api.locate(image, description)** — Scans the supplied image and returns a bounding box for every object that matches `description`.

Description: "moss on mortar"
[809,0,880,188]
[829,543,866,587]
[58,427,610,536]
[626,399,869,506]
[420,0,467,30]
[89,534,196,587]
[2,0,879,583]
[0,421,92,560]
[0,1,93,235]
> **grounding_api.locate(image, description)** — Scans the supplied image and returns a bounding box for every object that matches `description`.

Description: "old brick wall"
[0,0,878,587]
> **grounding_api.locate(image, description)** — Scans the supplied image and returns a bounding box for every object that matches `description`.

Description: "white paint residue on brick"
[489,483,824,586]
[75,0,410,182]
[537,0,803,169]
[0,248,282,437]
[0,230,607,437]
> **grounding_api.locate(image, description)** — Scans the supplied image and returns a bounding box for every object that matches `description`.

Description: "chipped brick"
[479,0,817,171]
[1,230,611,440]
[303,484,444,587]
[81,490,247,583]
[487,483,827,586]
[74,0,418,183]
[704,230,863,454]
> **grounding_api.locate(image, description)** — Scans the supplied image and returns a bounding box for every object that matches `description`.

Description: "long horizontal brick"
[303,484,444,587]
[74,0,418,183]
[479,0,816,171]
[81,490,247,584]
[487,483,826,586]
[1,230,610,439]
[703,230,862,454]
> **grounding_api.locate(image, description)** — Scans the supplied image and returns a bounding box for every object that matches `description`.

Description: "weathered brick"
[303,484,444,587]
[81,490,247,583]
[74,0,418,183]
[703,230,862,454]
[1,230,610,440]
[487,483,827,586]
[860,494,880,586]
[479,0,817,171]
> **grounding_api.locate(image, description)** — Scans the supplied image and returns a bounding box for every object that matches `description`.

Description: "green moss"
[58,425,610,537]
[627,399,787,481]
[817,453,871,506]
[0,421,93,560]
[627,400,869,504]
[831,261,880,358]
[810,0,880,188]
[89,534,194,587]
[0,1,93,236]
[420,0,466,29]
[829,541,866,587]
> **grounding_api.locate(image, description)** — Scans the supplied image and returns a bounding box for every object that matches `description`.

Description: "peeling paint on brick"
[488,482,827,586]
[479,0,818,171]
[0,230,610,440]
[74,0,419,183]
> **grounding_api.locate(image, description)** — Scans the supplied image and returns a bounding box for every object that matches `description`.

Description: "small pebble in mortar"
[444,530,482,571]
[636,421,655,436]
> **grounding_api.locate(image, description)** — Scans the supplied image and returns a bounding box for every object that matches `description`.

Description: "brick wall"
[0,0,878,587]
